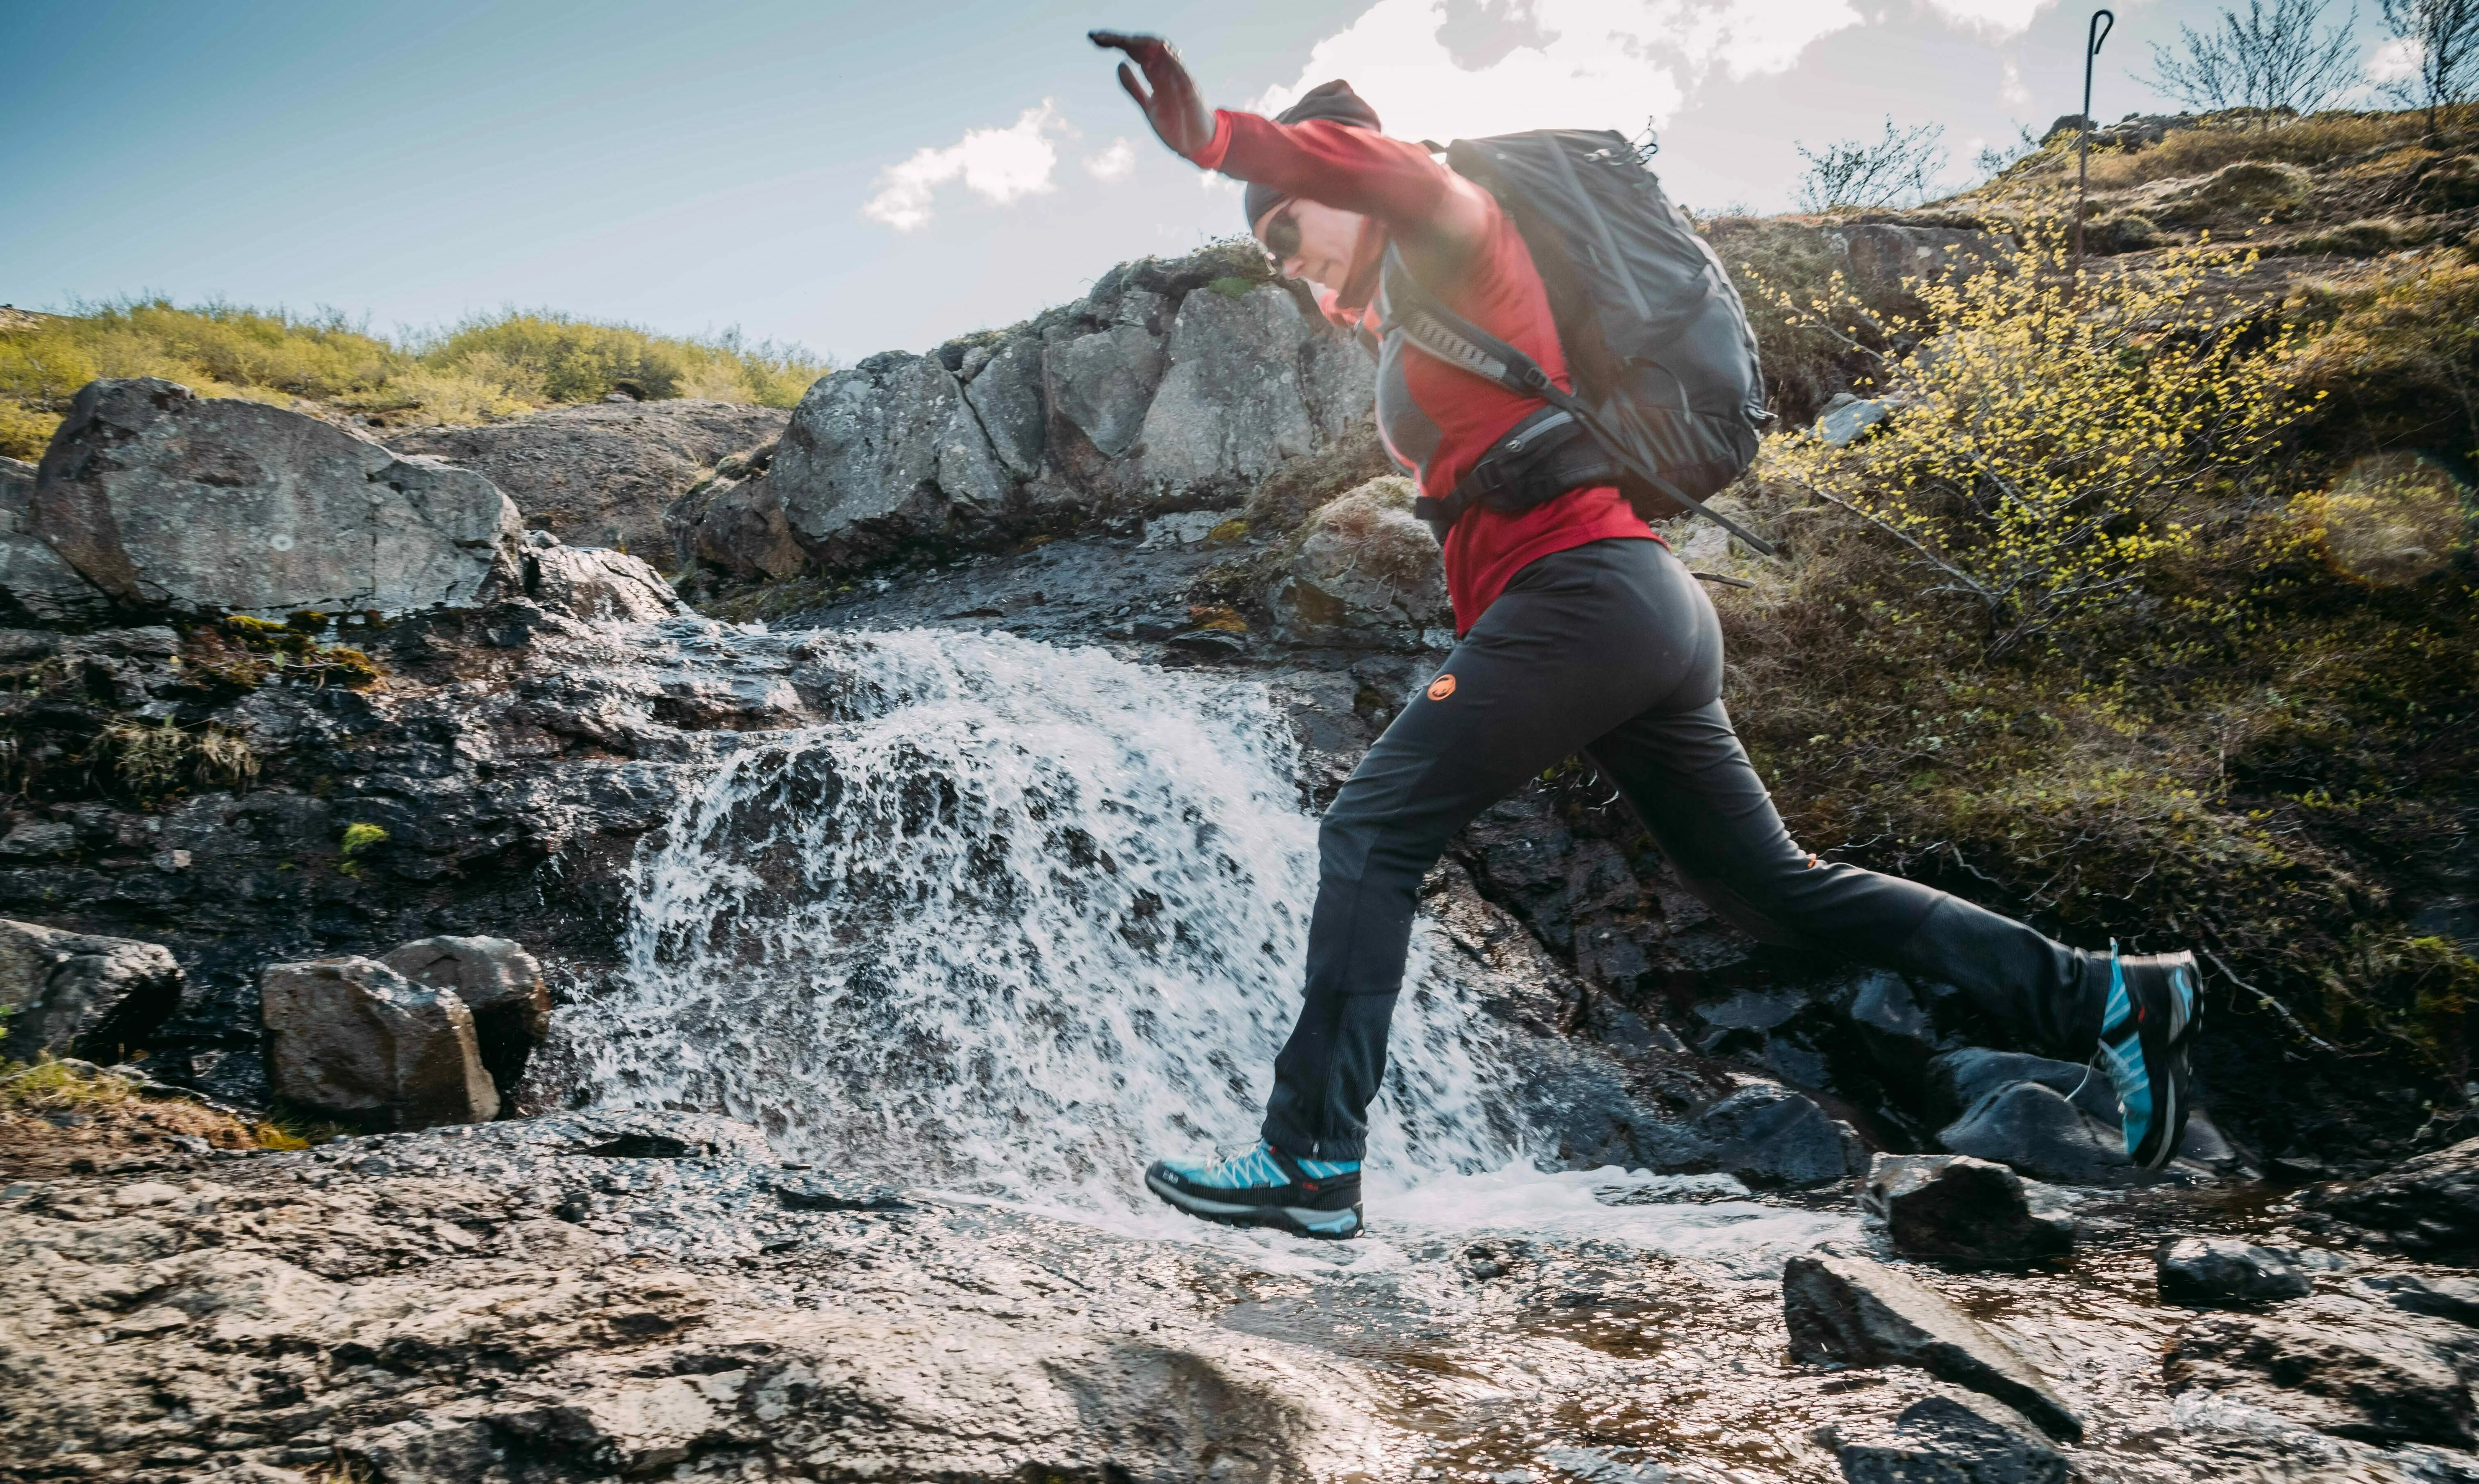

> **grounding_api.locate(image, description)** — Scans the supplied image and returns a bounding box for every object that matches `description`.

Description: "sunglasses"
[1257,201,1301,263]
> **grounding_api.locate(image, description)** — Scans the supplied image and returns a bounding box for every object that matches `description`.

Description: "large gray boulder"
[0,456,107,623]
[770,352,1013,556]
[963,334,1048,478]
[1266,475,1448,645]
[378,934,552,1102]
[385,399,788,556]
[1826,224,1999,296]
[1783,1251,2084,1441]
[260,956,500,1129]
[1693,1083,1866,1189]
[1135,285,1333,498]
[32,379,523,619]
[0,918,184,1063]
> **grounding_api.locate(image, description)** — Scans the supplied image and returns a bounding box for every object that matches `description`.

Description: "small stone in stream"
[2155,1236,2312,1305]
[1781,1252,2084,1441]
[570,1132,700,1159]
[773,1174,914,1212]
[1830,1393,2067,1484]
[1862,1154,2073,1266]
[2354,1272,2479,1326]
[2165,1310,2477,1447]
[1164,627,1248,657]
[1938,1081,2129,1183]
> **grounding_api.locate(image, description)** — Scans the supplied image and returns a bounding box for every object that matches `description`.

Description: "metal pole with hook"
[2074,9,2115,276]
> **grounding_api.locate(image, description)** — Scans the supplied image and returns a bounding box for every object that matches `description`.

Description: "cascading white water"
[572,628,1520,1212]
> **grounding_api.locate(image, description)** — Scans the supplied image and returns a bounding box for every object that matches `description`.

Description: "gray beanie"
[1244,81,1383,231]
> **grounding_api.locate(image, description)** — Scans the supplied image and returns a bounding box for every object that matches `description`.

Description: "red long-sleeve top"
[1192,110,1656,634]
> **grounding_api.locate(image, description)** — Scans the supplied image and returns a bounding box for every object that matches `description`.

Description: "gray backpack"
[1389,130,1774,554]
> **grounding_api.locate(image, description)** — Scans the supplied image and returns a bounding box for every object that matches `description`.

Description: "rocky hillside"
[0,105,2472,1484]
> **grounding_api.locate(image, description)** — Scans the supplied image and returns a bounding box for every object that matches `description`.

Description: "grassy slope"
[0,302,829,460]
[1681,108,2479,1159]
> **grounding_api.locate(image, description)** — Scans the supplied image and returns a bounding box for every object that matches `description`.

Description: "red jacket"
[1193,110,1657,634]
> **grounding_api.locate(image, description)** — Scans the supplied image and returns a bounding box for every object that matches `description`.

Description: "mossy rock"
[2088,213,2160,255]
[2415,155,2479,213]
[2295,219,2409,257]
[2157,161,2313,225]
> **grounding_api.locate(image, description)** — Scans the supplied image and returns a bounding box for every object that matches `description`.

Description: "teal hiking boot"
[1144,1141,1364,1239]
[2096,944,2202,1169]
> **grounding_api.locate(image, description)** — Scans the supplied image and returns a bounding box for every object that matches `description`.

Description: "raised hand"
[1089,30,1217,159]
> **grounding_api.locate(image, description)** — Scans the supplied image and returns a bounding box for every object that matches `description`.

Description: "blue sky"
[0,1,2414,363]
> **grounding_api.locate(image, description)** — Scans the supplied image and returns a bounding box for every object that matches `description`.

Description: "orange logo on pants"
[1426,674,1457,701]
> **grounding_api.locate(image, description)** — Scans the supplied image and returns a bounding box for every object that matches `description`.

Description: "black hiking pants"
[1260,536,2112,1161]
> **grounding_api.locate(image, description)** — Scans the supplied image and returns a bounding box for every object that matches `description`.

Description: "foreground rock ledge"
[0,1112,1385,1484]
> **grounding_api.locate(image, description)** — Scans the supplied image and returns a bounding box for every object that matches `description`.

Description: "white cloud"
[862,101,1063,232]
[1917,0,2049,38]
[2368,36,2422,86]
[1249,0,1874,145]
[1083,138,1137,182]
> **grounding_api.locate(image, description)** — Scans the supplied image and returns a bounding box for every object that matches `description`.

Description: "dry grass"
[0,1057,289,1178]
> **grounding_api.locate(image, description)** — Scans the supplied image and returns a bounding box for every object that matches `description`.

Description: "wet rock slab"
[2308,1133,2479,1257]
[1782,1250,2084,1440]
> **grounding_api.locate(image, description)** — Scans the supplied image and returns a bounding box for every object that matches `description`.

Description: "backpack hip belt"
[1413,406,1620,541]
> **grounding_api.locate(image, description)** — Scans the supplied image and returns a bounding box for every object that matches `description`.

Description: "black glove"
[1089,31,1217,159]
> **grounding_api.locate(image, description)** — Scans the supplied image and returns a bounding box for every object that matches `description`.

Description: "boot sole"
[1144,1170,1363,1239]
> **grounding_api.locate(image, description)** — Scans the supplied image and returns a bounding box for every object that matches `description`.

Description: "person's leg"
[1258,539,1696,1160]
[1576,545,2196,1166]
[1566,550,2108,1054]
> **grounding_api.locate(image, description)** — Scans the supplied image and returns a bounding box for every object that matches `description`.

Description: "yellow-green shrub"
[1761,220,2301,656]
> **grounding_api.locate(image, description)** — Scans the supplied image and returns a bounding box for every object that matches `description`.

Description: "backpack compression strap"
[1383,248,1778,557]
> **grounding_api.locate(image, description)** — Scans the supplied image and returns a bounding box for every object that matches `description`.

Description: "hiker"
[1092,31,2200,1239]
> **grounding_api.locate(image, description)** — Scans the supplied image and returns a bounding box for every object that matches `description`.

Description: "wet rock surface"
[1825,1392,2067,1484]
[8,1109,2476,1484]
[2308,1134,2479,1257]
[2165,1303,2479,1448]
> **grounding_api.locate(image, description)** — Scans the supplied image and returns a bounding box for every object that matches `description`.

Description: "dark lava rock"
[1781,1252,2084,1441]
[1938,1082,2129,1184]
[1861,1154,2073,1266]
[1695,1083,1865,1189]
[2306,1135,2479,1257]
[2353,1272,2479,1326]
[773,1173,914,1212]
[2155,1236,2311,1305]
[1831,1393,2067,1484]
[2165,1310,2477,1447]
[0,918,185,1064]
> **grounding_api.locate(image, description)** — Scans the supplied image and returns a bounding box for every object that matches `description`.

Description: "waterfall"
[572,628,1519,1212]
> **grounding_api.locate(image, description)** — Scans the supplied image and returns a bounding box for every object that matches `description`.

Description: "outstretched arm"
[1089,30,1491,282]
